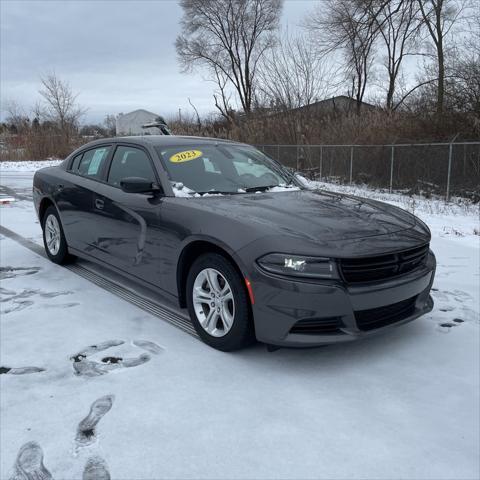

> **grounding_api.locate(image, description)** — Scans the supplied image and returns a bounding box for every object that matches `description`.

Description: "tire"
[42,205,74,265]
[186,253,255,351]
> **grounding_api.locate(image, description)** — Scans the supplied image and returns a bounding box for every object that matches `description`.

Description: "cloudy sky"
[1,0,314,124]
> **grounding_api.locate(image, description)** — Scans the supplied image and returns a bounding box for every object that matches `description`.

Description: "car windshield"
[156,143,300,196]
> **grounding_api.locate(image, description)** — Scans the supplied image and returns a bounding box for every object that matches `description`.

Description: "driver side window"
[107,146,157,188]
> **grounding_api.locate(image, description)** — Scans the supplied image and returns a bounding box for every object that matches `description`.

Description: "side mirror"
[120,177,163,194]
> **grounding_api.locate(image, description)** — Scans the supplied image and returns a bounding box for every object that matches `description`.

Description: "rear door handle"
[95,198,104,210]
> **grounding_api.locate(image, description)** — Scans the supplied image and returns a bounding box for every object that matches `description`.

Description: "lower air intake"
[290,317,344,335]
[355,296,418,332]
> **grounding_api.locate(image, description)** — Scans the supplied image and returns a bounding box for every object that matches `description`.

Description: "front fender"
[176,233,250,277]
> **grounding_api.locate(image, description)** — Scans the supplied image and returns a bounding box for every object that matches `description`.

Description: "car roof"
[81,135,243,149]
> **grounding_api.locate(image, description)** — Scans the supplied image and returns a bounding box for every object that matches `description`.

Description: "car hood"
[185,189,421,242]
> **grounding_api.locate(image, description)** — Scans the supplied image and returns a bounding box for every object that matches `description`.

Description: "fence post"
[277,144,280,162]
[446,134,459,202]
[296,145,299,171]
[349,146,354,184]
[389,145,395,193]
[319,146,323,181]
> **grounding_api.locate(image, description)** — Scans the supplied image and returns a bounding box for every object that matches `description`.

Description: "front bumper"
[250,251,436,347]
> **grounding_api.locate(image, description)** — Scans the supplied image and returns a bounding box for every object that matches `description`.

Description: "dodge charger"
[33,136,436,351]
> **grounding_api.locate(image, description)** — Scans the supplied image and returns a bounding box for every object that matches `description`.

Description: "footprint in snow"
[39,290,74,299]
[0,289,37,302]
[132,339,164,354]
[43,302,80,309]
[9,441,52,480]
[2,300,34,315]
[436,318,465,333]
[0,266,40,280]
[70,339,152,377]
[0,287,17,297]
[0,366,45,375]
[1,289,75,314]
[76,395,114,448]
[439,307,454,312]
[83,455,111,480]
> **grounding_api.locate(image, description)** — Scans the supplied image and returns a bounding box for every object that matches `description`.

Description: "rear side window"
[107,146,157,187]
[70,153,83,171]
[76,147,111,178]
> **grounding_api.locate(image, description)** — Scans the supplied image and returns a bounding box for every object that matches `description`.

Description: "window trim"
[104,143,161,190]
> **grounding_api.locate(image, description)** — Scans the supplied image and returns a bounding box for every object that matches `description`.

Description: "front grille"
[290,317,344,335]
[355,296,417,332]
[340,244,429,284]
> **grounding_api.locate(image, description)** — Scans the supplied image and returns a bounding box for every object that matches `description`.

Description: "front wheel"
[186,253,255,351]
[42,205,74,265]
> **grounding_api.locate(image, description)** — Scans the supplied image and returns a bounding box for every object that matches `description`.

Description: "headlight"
[257,253,337,279]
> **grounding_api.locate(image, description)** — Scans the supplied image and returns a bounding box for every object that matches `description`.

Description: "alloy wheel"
[45,214,61,256]
[192,268,235,337]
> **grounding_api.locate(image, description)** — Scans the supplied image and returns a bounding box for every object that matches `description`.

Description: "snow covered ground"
[0,166,479,480]
[0,160,63,171]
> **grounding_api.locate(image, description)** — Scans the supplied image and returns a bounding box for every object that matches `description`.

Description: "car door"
[55,145,112,253]
[88,144,168,289]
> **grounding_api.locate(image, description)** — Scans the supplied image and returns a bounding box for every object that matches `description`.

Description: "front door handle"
[95,198,104,210]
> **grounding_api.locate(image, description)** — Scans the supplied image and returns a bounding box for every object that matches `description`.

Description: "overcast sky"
[0,0,314,124]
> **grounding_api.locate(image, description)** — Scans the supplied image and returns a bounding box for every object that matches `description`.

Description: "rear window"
[74,146,111,179]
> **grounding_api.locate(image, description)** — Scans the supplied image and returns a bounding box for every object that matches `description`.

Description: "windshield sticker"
[170,150,202,163]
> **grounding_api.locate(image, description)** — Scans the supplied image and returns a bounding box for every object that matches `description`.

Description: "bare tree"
[258,32,338,110]
[304,0,391,111]
[373,0,422,109]
[188,97,202,130]
[447,47,480,118]
[38,73,86,140]
[104,114,117,136]
[212,65,236,122]
[417,0,466,115]
[176,0,282,118]
[3,100,30,132]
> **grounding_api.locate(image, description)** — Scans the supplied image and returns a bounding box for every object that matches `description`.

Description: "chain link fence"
[257,141,480,201]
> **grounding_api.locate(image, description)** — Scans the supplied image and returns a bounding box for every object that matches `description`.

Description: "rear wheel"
[42,205,74,265]
[186,253,255,351]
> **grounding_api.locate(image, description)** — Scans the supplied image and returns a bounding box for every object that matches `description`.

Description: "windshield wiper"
[244,185,278,192]
[197,190,239,196]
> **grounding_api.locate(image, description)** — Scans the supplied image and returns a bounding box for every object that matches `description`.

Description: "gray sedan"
[33,136,435,350]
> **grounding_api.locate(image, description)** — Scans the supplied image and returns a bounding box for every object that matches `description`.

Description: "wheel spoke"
[206,269,220,293]
[204,308,218,333]
[220,284,231,296]
[220,307,233,330]
[221,291,233,302]
[193,287,211,303]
